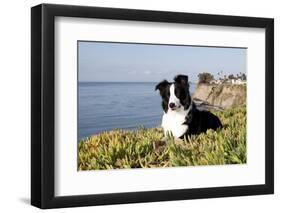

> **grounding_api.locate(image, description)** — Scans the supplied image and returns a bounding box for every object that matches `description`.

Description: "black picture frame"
[31,3,274,209]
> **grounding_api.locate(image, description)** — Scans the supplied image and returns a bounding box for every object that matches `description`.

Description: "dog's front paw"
[174,137,184,145]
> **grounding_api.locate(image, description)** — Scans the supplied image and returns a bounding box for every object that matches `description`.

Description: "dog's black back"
[183,103,223,137]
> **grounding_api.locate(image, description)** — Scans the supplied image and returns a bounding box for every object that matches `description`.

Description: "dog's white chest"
[161,109,188,138]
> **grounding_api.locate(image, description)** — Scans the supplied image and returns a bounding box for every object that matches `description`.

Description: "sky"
[78,41,247,83]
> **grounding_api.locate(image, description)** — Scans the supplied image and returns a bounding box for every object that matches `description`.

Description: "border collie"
[155,74,222,139]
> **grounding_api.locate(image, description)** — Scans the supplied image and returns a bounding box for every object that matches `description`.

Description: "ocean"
[79,82,196,140]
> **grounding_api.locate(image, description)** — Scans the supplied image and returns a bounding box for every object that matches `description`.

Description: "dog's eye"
[160,88,170,99]
[175,87,181,97]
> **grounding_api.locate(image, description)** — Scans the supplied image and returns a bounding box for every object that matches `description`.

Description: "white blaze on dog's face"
[168,84,182,111]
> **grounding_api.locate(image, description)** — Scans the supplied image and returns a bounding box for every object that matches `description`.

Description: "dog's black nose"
[169,103,176,108]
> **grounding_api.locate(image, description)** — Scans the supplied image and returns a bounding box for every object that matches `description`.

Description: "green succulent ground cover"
[78,106,246,170]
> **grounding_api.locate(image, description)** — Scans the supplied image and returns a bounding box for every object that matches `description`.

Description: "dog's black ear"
[155,80,169,91]
[174,75,188,85]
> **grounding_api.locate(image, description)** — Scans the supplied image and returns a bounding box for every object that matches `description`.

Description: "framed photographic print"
[31,3,274,209]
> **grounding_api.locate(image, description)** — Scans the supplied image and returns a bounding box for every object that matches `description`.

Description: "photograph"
[77,41,247,170]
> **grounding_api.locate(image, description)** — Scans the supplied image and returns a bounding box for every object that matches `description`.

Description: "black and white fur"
[155,75,222,138]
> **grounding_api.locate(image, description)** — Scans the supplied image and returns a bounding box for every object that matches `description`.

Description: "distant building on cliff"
[209,73,246,85]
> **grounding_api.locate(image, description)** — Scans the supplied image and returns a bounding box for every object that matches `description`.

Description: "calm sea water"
[79,82,196,140]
